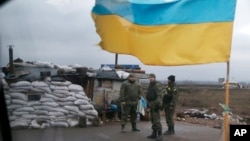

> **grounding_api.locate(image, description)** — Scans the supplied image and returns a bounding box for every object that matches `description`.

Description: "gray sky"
[0,0,250,82]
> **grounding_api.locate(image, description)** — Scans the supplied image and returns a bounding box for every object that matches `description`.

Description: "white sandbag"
[42,102,59,107]
[35,110,49,115]
[58,101,74,106]
[1,77,8,86]
[50,81,72,86]
[30,119,41,129]
[85,109,98,116]
[37,115,56,120]
[53,89,69,95]
[76,91,86,95]
[59,96,77,102]
[50,121,69,128]
[12,99,27,105]
[22,114,37,119]
[34,86,52,93]
[65,92,76,97]
[53,93,66,98]
[74,99,89,105]
[7,104,23,111]
[12,111,29,116]
[40,97,55,102]
[64,105,79,113]
[27,101,41,106]
[9,87,30,93]
[54,108,69,114]
[9,115,17,121]
[57,116,67,121]
[69,111,78,116]
[10,81,31,87]
[75,94,85,99]
[10,120,29,128]
[9,92,27,101]
[4,94,11,100]
[32,81,49,87]
[48,112,65,116]
[44,93,59,101]
[30,87,44,93]
[78,111,86,117]
[68,84,83,92]
[67,114,76,118]
[41,123,50,129]
[67,118,79,127]
[34,106,55,111]
[5,99,11,105]
[79,105,94,110]
[50,85,68,91]
[15,107,35,112]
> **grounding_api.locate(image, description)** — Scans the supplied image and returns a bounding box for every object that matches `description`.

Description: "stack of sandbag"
[3,80,98,129]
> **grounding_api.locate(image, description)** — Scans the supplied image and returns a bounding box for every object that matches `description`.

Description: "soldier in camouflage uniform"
[163,75,179,135]
[119,73,142,133]
[146,73,163,141]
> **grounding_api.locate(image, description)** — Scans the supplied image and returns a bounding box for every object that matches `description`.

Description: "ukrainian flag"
[91,0,236,66]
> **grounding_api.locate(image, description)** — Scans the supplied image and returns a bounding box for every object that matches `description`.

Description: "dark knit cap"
[149,73,156,78]
[168,75,175,82]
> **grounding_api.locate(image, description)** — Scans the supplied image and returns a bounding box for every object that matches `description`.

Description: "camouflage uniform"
[119,79,142,132]
[146,80,163,140]
[163,80,179,135]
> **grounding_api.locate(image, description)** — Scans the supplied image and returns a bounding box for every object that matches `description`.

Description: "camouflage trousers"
[121,103,137,126]
[150,108,162,131]
[164,106,175,127]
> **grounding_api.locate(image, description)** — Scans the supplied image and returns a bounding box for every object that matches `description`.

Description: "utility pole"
[115,53,118,68]
[8,45,14,73]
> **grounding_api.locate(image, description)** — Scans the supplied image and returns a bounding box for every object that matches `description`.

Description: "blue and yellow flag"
[91,0,236,66]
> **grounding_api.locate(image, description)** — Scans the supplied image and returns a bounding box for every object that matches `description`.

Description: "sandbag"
[79,105,94,110]
[42,102,59,107]
[12,99,27,105]
[40,97,55,103]
[50,81,72,86]
[74,99,89,105]
[68,84,83,92]
[7,104,23,111]
[32,81,49,87]
[10,81,31,87]
[27,101,41,106]
[9,92,27,101]
[64,105,79,113]
[30,119,41,129]
[50,121,69,128]
[67,118,79,127]
[10,120,29,128]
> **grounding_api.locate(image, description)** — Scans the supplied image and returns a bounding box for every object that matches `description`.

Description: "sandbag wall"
[3,80,98,129]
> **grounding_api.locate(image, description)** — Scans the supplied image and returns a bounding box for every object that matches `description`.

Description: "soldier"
[119,73,142,133]
[163,75,179,135]
[146,73,163,141]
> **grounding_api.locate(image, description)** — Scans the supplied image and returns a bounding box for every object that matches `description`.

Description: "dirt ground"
[140,83,250,127]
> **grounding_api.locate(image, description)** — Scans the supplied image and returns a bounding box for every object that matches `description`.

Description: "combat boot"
[164,126,175,135]
[132,123,140,131]
[147,130,157,139]
[121,125,126,133]
[156,130,163,141]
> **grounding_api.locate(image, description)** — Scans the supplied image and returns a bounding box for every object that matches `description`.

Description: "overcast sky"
[0,0,250,82]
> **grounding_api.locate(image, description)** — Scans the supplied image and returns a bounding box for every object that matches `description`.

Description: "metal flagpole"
[224,61,230,141]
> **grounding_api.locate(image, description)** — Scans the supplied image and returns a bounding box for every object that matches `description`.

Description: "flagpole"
[224,61,230,141]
